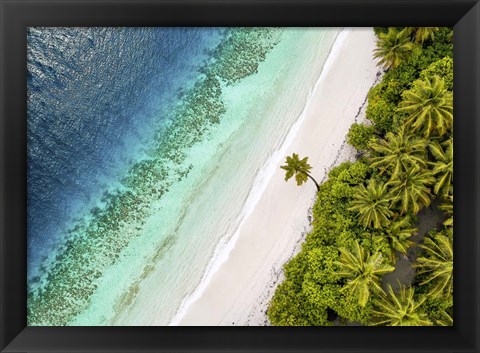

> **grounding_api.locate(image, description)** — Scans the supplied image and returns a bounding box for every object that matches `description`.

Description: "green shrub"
[327,161,354,179]
[420,57,453,90]
[267,279,311,326]
[423,294,453,326]
[365,96,397,133]
[283,250,308,288]
[347,123,376,151]
[328,161,371,185]
[332,289,373,324]
[305,246,339,284]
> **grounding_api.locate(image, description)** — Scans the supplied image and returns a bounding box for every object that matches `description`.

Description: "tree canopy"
[269,27,453,327]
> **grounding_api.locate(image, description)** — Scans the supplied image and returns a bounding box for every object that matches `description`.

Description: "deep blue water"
[27,27,224,280]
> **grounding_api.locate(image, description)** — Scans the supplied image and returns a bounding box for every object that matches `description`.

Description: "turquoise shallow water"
[27,27,339,326]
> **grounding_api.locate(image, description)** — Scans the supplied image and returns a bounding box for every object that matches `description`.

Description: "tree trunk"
[305,173,320,192]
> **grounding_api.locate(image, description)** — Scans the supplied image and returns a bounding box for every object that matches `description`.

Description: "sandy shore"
[175,28,380,326]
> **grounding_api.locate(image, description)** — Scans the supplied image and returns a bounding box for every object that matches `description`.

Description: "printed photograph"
[27,27,453,326]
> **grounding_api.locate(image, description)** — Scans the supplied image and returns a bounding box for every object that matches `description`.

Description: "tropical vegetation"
[415,228,453,298]
[373,28,416,70]
[349,179,394,229]
[335,241,394,307]
[372,284,432,326]
[268,27,453,326]
[281,153,320,191]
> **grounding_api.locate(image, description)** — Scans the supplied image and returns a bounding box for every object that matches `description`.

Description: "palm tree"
[349,179,394,229]
[388,166,435,214]
[280,153,320,191]
[415,228,453,298]
[335,241,395,307]
[369,127,427,179]
[405,27,439,43]
[439,195,453,226]
[372,284,432,326]
[429,138,453,197]
[436,308,453,326]
[383,216,416,262]
[397,75,453,137]
[373,28,416,70]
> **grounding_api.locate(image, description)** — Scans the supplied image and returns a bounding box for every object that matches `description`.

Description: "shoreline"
[243,67,384,326]
[173,28,380,326]
[111,28,340,326]
[168,28,344,326]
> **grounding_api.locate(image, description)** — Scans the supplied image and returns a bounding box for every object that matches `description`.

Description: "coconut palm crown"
[373,28,416,70]
[388,166,435,215]
[405,27,439,43]
[335,241,394,307]
[415,228,453,298]
[398,75,453,137]
[281,153,320,191]
[429,138,453,197]
[439,195,453,226]
[369,127,427,179]
[372,283,432,326]
[349,179,394,229]
[383,216,416,262]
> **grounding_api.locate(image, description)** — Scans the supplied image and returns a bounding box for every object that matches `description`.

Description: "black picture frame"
[1,0,479,352]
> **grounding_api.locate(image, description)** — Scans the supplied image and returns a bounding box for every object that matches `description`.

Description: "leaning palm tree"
[280,153,320,191]
[415,228,453,298]
[383,216,416,262]
[388,166,435,214]
[369,127,428,179]
[349,179,394,229]
[373,28,416,70]
[429,138,453,197]
[335,241,395,307]
[397,75,453,137]
[372,283,432,326]
[405,27,439,43]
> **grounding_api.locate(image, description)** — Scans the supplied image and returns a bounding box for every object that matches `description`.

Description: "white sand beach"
[170,28,381,326]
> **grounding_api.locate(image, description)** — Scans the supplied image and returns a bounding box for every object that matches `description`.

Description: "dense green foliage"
[369,127,427,178]
[372,284,432,326]
[415,228,453,298]
[398,75,453,137]
[349,179,394,229]
[373,28,416,70]
[335,241,394,307]
[268,27,453,326]
[347,123,376,151]
[405,27,439,44]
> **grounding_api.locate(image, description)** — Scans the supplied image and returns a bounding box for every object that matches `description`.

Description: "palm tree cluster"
[347,76,452,223]
[275,27,453,326]
[348,28,453,325]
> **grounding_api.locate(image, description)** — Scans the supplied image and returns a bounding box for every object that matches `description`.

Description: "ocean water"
[27,27,340,325]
